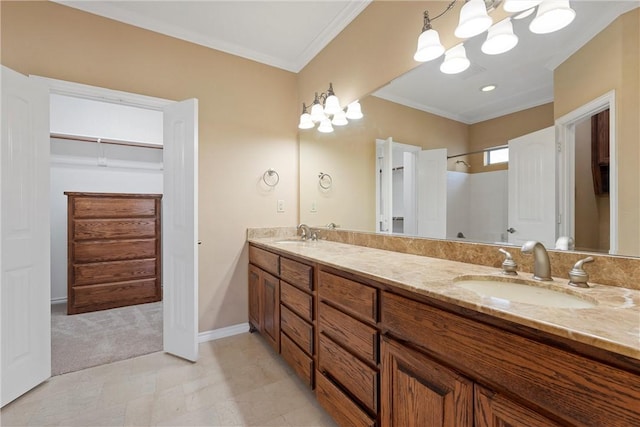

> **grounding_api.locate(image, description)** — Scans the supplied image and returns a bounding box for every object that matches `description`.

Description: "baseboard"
[51,297,67,305]
[198,322,250,343]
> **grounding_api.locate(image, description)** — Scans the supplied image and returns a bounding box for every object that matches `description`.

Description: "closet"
[65,192,162,314]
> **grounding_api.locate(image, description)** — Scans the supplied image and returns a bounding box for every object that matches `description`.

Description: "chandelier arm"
[431,0,458,21]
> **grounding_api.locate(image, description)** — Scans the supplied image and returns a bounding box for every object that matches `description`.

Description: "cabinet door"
[475,385,562,427]
[248,264,262,331]
[381,336,473,427]
[261,271,280,352]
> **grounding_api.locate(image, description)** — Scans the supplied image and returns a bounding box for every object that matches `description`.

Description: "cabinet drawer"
[319,302,377,364]
[73,259,157,285]
[249,245,279,276]
[319,334,377,413]
[74,239,157,263]
[281,305,313,355]
[74,219,157,240]
[280,332,313,388]
[281,281,312,321]
[280,257,312,291]
[316,373,376,427]
[381,291,640,427]
[318,270,377,324]
[72,196,158,218]
[71,278,158,310]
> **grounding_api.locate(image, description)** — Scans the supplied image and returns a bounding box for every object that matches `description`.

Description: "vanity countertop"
[248,237,640,361]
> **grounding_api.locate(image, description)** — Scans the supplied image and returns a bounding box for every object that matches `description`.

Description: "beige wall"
[555,8,640,256]
[1,1,299,332]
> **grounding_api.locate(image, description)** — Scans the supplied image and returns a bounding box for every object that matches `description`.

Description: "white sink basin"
[455,277,597,309]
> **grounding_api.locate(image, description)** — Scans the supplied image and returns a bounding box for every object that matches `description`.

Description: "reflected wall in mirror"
[299,1,640,257]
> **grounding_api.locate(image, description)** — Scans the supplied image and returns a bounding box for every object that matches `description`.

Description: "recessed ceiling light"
[513,8,536,20]
[481,84,497,92]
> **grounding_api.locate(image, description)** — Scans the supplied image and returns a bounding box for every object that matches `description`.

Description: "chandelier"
[414,0,576,74]
[298,83,363,133]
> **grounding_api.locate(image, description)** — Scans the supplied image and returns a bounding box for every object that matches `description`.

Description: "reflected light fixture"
[481,84,497,92]
[482,17,518,55]
[298,83,363,132]
[529,0,576,34]
[440,44,470,74]
[455,0,493,38]
[412,0,576,73]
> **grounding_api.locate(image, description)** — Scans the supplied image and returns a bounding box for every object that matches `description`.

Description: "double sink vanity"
[247,228,639,427]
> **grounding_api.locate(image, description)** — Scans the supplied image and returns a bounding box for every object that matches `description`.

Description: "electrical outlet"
[277,199,285,213]
[311,201,317,213]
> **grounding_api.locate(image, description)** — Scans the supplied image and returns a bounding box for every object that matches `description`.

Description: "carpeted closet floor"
[51,302,163,376]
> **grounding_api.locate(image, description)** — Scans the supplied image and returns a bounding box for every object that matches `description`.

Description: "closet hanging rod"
[447,144,508,159]
[50,133,164,150]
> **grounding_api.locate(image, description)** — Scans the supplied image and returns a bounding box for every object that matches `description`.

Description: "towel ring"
[318,172,332,189]
[262,169,280,187]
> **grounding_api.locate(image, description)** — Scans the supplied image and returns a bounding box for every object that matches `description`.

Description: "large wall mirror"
[299,1,640,257]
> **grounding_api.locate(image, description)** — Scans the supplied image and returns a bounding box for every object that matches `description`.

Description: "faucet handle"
[568,256,594,288]
[498,248,518,276]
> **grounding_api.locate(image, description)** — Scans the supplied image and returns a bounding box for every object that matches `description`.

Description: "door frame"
[556,90,617,254]
[31,75,199,353]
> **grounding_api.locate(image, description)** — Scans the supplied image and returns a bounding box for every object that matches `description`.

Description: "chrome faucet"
[521,241,552,281]
[297,223,311,240]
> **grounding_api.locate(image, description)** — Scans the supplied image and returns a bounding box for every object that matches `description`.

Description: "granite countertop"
[248,236,640,361]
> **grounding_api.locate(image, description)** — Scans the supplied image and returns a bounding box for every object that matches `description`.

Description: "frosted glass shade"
[440,44,470,74]
[345,101,363,120]
[454,0,492,39]
[331,110,348,126]
[503,0,543,13]
[317,117,334,133]
[529,0,575,34]
[414,29,445,62]
[324,94,341,116]
[298,113,314,129]
[482,18,519,55]
[310,102,325,122]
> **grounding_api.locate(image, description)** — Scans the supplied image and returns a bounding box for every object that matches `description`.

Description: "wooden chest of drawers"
[65,192,162,314]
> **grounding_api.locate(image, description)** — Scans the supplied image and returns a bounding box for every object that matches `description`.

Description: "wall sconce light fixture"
[298,83,363,133]
[414,0,576,74]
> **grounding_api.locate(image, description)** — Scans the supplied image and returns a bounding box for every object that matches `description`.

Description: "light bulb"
[345,101,363,120]
[414,29,445,62]
[317,117,334,133]
[298,113,314,130]
[310,102,325,123]
[529,0,575,34]
[455,0,493,39]
[324,94,341,116]
[482,18,518,55]
[331,110,348,126]
[440,44,470,74]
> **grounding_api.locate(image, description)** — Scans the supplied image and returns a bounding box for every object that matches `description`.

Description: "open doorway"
[557,90,617,254]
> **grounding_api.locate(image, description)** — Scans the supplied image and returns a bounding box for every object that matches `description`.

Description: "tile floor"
[0,333,338,426]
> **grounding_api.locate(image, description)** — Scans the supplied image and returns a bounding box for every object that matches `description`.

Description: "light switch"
[277,199,285,213]
[311,201,317,213]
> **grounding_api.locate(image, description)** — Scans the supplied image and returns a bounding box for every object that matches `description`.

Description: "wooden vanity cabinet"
[248,244,316,387]
[316,268,380,427]
[380,290,640,427]
[248,246,280,352]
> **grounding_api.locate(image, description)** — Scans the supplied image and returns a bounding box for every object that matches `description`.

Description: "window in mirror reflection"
[485,147,509,165]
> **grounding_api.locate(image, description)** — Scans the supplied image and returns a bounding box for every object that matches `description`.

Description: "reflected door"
[507,126,556,247]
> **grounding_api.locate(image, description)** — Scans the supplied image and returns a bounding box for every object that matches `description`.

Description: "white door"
[402,151,418,235]
[162,99,199,362]
[376,138,393,233]
[507,126,557,247]
[417,148,447,239]
[1,67,50,407]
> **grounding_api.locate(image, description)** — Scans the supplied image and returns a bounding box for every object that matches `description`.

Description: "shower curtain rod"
[447,144,508,159]
[50,133,164,150]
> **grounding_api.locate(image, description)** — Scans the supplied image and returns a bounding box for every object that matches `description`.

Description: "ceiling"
[55,1,636,124]
[374,1,639,124]
[55,0,371,73]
